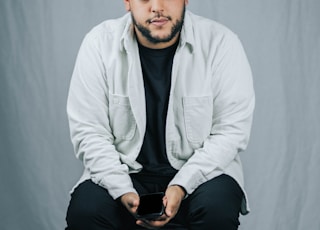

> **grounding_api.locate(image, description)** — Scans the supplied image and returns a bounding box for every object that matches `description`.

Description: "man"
[65,0,255,229]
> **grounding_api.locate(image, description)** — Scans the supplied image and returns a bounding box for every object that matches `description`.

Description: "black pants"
[65,174,243,230]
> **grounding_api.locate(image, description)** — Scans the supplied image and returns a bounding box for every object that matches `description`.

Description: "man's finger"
[128,197,139,207]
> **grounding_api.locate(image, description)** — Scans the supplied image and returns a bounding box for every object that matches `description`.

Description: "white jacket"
[67,11,255,214]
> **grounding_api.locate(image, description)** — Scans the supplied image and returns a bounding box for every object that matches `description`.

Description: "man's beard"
[131,7,185,44]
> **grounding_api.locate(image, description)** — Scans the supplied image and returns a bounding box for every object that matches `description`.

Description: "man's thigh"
[65,180,137,230]
[175,174,244,230]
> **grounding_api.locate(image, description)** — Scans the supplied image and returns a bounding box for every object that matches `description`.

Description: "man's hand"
[136,185,186,229]
[163,185,186,218]
[120,192,140,216]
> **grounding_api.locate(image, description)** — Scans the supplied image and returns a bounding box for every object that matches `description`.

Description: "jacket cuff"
[92,174,138,200]
[168,169,208,196]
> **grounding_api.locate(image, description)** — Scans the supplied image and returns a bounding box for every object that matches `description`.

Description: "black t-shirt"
[137,41,179,177]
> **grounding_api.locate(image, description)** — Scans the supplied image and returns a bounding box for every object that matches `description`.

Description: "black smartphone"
[136,192,165,220]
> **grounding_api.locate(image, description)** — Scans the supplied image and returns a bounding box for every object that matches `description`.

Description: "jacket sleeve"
[67,33,137,199]
[169,32,255,195]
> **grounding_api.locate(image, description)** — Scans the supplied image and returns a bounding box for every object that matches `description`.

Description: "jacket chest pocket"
[109,94,136,140]
[182,96,213,143]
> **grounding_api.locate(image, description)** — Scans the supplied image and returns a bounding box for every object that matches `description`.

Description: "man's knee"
[199,195,240,225]
[186,175,243,229]
[66,197,102,229]
[65,180,131,230]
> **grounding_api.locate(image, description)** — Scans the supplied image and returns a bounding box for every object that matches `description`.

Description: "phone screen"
[137,192,164,219]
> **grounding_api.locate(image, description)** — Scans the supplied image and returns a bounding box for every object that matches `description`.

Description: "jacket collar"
[120,11,195,53]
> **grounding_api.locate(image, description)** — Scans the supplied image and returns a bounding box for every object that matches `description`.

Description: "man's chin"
[150,37,171,44]
[147,32,176,44]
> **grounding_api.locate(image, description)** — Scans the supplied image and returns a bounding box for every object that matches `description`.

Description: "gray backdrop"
[1,0,319,229]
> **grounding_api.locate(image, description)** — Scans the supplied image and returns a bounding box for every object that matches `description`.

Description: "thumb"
[121,193,139,213]
[165,201,175,217]
[162,196,171,216]
[128,195,139,210]
[130,197,139,208]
